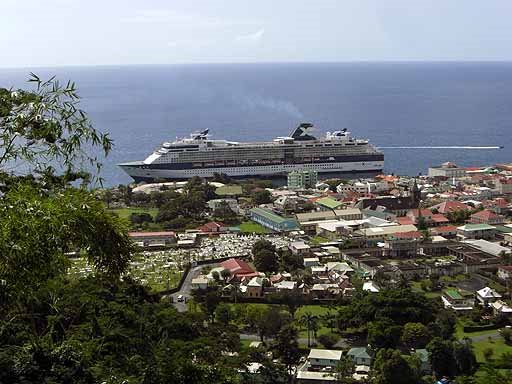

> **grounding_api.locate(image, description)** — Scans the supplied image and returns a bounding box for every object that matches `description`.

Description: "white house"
[476,287,502,306]
[307,349,343,369]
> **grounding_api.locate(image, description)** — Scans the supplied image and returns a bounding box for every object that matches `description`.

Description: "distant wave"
[378,146,502,150]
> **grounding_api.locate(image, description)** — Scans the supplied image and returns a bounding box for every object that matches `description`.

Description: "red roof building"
[220,258,255,277]
[430,225,458,238]
[483,198,510,215]
[468,209,505,225]
[405,209,448,227]
[197,221,226,233]
[430,201,470,214]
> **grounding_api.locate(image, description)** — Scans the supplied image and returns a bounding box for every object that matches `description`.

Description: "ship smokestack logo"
[291,123,317,141]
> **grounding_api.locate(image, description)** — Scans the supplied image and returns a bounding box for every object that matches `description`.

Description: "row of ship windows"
[178,163,367,174]
[163,142,366,153]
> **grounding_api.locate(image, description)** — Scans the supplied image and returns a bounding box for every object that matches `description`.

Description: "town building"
[498,265,512,280]
[191,276,209,290]
[468,209,505,225]
[246,276,265,298]
[347,347,373,366]
[428,162,467,178]
[208,198,239,214]
[197,221,227,233]
[288,169,318,190]
[495,178,512,194]
[289,241,311,255]
[356,224,418,245]
[220,258,258,281]
[430,200,470,214]
[456,224,496,240]
[307,349,343,370]
[315,197,344,211]
[128,231,176,247]
[442,289,474,311]
[383,231,423,258]
[248,207,299,232]
[355,180,421,216]
[491,300,512,317]
[475,286,502,306]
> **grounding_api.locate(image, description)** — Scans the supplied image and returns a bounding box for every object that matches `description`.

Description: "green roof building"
[315,196,344,211]
[248,207,299,232]
[347,347,372,366]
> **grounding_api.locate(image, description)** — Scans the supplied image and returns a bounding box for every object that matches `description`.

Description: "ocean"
[0,62,511,186]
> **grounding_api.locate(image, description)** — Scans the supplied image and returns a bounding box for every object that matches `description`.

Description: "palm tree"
[300,312,319,347]
[322,311,337,333]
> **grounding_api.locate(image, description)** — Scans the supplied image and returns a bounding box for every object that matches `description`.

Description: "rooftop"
[128,231,175,237]
[308,348,343,361]
[444,289,463,300]
[457,224,496,231]
[250,207,290,224]
[316,197,343,209]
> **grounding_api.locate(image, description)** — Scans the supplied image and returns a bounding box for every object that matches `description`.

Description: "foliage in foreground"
[0,277,245,384]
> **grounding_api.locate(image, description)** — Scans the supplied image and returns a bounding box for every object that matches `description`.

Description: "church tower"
[411,178,421,206]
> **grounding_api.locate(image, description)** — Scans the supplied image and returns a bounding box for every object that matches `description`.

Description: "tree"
[427,337,456,378]
[331,356,355,384]
[252,189,272,205]
[200,290,221,323]
[317,333,339,349]
[475,365,512,384]
[130,212,153,226]
[273,325,301,378]
[253,240,279,273]
[300,312,319,347]
[367,320,402,349]
[220,268,232,282]
[401,322,430,349]
[372,349,416,384]
[0,183,134,295]
[0,75,112,184]
[211,270,221,282]
[501,327,512,344]
[453,340,477,376]
[322,311,337,333]
[417,215,428,230]
[215,303,232,326]
[483,347,494,361]
[255,307,287,342]
[274,290,304,320]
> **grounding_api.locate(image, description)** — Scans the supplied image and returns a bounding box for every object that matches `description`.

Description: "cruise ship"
[118,123,384,182]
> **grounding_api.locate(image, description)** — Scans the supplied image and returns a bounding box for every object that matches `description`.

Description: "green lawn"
[472,338,512,363]
[311,236,330,245]
[455,321,501,340]
[239,221,270,234]
[109,207,159,220]
[410,280,441,299]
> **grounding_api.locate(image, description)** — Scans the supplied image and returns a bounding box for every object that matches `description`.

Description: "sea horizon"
[1,61,511,186]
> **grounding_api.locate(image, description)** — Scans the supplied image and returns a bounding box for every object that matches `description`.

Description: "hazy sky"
[2,0,512,68]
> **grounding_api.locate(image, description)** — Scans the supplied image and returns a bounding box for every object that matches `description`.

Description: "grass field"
[109,207,159,220]
[410,281,442,299]
[472,337,512,362]
[239,221,270,234]
[455,321,501,340]
[311,236,330,245]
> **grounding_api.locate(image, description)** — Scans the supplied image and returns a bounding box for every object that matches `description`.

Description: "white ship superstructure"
[118,123,384,182]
